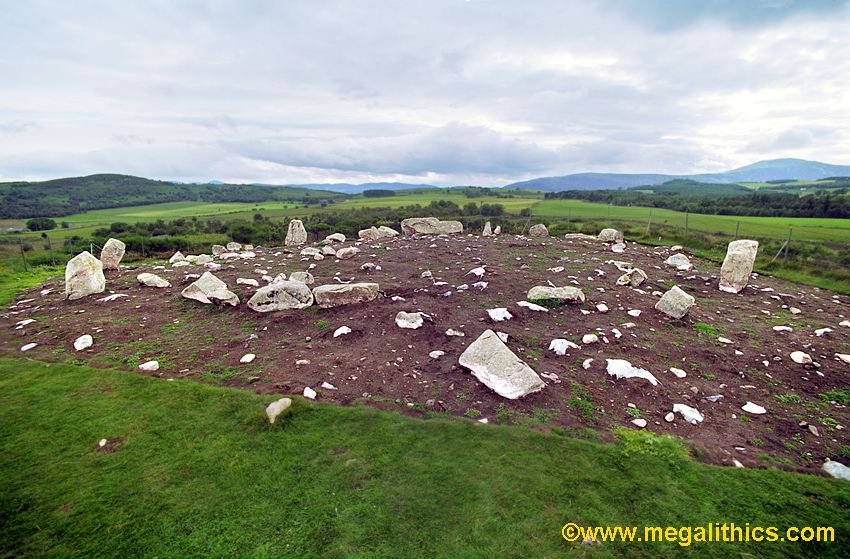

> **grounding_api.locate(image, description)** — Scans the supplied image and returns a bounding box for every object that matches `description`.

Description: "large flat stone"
[458,329,545,399]
[312,283,380,308]
[400,217,463,235]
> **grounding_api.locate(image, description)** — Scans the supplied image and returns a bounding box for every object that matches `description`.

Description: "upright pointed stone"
[719,240,758,294]
[482,222,492,236]
[100,238,126,270]
[285,219,308,246]
[65,251,106,300]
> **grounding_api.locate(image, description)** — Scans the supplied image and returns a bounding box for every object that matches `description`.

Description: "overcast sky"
[1,0,849,186]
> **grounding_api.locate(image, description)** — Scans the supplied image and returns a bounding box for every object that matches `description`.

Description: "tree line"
[543,189,850,218]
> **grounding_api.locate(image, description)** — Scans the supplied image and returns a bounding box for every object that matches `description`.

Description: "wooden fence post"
[784,228,792,259]
[19,238,29,272]
[734,221,740,240]
[46,234,55,266]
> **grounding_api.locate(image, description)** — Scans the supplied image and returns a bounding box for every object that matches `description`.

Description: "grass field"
[1,358,847,558]
[532,199,850,244]
[3,190,848,245]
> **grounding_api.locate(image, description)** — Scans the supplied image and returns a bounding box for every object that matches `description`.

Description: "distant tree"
[26,217,57,231]
[363,189,396,197]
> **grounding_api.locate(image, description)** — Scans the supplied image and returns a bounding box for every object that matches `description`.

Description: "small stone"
[240,353,256,364]
[266,398,292,423]
[74,334,93,351]
[303,386,317,399]
[139,360,159,372]
[631,418,647,428]
[790,351,812,364]
[670,367,687,378]
[664,412,675,422]
[20,342,37,352]
[333,326,352,337]
[741,401,766,415]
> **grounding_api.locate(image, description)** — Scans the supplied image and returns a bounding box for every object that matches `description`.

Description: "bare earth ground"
[2,233,849,474]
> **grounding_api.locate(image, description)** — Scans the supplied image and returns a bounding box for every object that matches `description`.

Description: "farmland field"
[532,199,850,243]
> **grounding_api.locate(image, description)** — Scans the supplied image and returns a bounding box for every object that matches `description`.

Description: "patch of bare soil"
[2,233,849,473]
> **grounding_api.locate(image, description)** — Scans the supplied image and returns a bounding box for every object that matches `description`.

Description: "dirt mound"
[2,233,849,472]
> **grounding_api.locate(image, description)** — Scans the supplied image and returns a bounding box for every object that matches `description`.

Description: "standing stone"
[655,286,695,319]
[325,233,346,243]
[719,240,759,294]
[493,225,501,235]
[482,222,492,236]
[248,281,314,312]
[226,242,243,251]
[169,251,186,264]
[285,220,308,246]
[528,223,549,237]
[400,217,463,235]
[65,251,106,300]
[598,228,624,243]
[377,225,399,237]
[180,272,239,306]
[100,238,126,270]
[458,329,545,399]
[312,283,380,308]
[211,244,226,256]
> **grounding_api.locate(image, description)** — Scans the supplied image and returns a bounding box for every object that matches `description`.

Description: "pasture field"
[1,358,847,558]
[3,190,848,245]
[532,199,850,244]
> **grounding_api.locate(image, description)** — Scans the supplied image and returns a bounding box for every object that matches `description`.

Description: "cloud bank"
[1,0,849,185]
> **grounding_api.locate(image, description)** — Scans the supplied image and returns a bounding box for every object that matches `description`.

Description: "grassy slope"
[0,266,62,306]
[1,358,848,558]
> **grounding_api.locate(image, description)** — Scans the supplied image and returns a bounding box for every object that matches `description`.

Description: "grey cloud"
[0,0,849,183]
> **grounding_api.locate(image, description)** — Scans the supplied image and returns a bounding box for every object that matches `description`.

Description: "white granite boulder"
[719,240,758,294]
[65,251,106,300]
[598,228,624,243]
[100,238,126,270]
[248,280,314,312]
[458,329,545,399]
[285,219,308,246]
[180,272,239,306]
[528,223,549,237]
[137,273,171,288]
[312,283,379,308]
[526,285,585,305]
[664,253,693,271]
[400,217,463,235]
[655,286,695,319]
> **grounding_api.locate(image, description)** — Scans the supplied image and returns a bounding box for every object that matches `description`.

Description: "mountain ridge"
[502,158,850,191]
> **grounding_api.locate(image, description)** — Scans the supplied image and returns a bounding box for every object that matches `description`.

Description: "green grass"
[532,199,850,243]
[1,358,848,558]
[0,265,62,306]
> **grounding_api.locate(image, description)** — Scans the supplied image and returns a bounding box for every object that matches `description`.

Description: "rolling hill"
[0,174,346,219]
[504,158,850,192]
